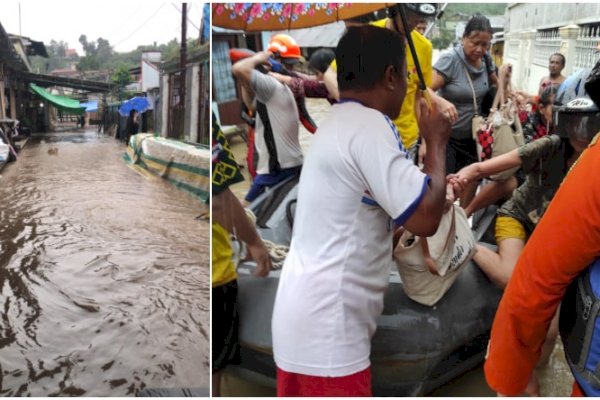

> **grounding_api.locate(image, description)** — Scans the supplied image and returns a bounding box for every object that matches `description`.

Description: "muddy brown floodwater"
[224,98,573,396]
[0,128,209,396]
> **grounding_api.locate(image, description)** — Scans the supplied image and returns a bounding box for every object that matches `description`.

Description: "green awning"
[29,83,85,115]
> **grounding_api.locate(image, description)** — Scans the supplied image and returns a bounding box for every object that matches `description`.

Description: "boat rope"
[238,208,290,270]
[262,240,289,270]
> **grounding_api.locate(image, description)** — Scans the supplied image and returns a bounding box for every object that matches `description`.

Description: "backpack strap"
[255,101,281,174]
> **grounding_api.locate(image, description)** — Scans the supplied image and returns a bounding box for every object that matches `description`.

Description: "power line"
[106,3,148,41]
[113,3,166,48]
[171,3,201,33]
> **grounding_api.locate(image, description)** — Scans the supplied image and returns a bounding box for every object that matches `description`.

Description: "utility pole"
[19,4,21,37]
[179,3,187,107]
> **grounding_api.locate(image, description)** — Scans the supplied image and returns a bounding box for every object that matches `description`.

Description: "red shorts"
[276,366,371,397]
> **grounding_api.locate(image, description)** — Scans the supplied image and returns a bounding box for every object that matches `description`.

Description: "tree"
[160,39,181,62]
[96,37,114,62]
[79,34,97,57]
[431,29,455,50]
[48,40,68,58]
[111,63,133,101]
[111,64,132,86]
[77,36,115,71]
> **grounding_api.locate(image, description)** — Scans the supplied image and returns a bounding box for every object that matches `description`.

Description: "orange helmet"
[268,34,302,64]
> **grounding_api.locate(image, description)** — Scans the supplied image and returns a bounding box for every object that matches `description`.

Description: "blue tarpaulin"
[80,101,98,112]
[119,97,150,117]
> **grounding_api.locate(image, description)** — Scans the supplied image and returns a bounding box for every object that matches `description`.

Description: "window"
[212,40,237,103]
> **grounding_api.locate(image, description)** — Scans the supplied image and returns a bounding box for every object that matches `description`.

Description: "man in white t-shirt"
[272,25,455,397]
[232,49,303,206]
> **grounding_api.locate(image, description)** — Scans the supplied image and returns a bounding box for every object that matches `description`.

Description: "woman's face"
[462,30,492,63]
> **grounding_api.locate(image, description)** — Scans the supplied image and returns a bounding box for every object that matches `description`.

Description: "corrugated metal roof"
[0,22,29,72]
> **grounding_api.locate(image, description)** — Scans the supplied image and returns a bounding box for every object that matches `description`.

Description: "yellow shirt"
[332,19,433,149]
[212,222,237,287]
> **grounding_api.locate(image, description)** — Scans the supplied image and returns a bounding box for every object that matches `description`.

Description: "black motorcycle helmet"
[553,67,600,142]
[403,3,438,17]
[554,98,600,142]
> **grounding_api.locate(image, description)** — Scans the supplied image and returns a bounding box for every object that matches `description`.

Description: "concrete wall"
[141,61,159,92]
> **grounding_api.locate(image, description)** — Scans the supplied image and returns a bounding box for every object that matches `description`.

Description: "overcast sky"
[0,1,205,55]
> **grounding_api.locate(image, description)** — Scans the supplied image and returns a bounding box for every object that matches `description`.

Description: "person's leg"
[474,239,524,288]
[538,310,560,366]
[464,176,518,217]
[474,216,527,289]
[244,167,302,207]
[277,367,371,397]
[244,179,268,206]
[212,281,241,396]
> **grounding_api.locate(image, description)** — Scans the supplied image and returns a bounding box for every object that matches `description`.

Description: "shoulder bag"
[468,64,525,181]
[393,204,476,306]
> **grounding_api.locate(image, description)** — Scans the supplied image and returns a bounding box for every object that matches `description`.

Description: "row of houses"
[0,19,209,145]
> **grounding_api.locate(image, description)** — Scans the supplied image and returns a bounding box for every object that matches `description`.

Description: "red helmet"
[268,34,302,64]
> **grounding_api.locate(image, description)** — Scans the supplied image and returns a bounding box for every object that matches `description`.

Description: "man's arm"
[213,188,272,277]
[402,92,452,236]
[232,50,272,89]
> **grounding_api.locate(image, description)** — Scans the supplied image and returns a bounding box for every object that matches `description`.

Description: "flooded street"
[225,98,573,396]
[0,128,209,396]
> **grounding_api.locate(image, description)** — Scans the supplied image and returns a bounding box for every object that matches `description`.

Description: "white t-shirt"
[251,70,303,174]
[271,101,429,377]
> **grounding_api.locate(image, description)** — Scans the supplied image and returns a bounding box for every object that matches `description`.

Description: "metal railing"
[533,29,561,67]
[575,24,600,70]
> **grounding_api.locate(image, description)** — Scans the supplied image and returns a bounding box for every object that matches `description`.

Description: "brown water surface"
[0,128,209,396]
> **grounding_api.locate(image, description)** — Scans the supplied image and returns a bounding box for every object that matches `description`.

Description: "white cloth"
[251,70,303,174]
[272,101,429,377]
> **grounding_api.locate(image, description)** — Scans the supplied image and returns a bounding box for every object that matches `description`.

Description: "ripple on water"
[0,129,209,395]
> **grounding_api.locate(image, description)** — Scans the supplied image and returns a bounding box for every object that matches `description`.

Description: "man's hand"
[246,240,272,277]
[233,50,274,85]
[254,50,274,67]
[415,90,451,148]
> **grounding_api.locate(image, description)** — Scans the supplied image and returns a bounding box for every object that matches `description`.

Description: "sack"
[489,109,524,181]
[471,114,486,140]
[560,258,600,396]
[393,205,476,306]
[475,65,525,181]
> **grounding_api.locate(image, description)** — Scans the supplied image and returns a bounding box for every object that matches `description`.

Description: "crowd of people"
[212,3,600,397]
